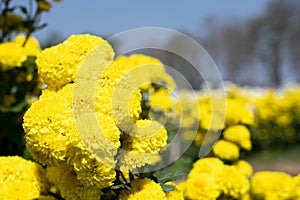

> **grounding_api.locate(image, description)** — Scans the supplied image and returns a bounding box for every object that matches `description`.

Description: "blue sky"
[35,0,269,42]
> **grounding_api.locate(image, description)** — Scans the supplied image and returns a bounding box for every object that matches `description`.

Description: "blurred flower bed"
[1,1,300,200]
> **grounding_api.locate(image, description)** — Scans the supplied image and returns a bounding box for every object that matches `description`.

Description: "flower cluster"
[251,87,300,148]
[0,156,53,199]
[178,157,251,199]
[22,34,174,199]
[250,171,300,199]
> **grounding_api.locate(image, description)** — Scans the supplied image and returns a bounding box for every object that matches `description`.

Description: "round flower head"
[189,157,224,178]
[23,90,77,166]
[213,140,240,161]
[251,171,294,200]
[0,156,49,199]
[0,35,40,70]
[0,41,27,70]
[233,160,253,177]
[66,140,116,189]
[217,165,250,199]
[36,34,114,90]
[223,125,252,150]
[149,88,174,112]
[118,119,167,171]
[46,166,103,200]
[184,173,220,200]
[225,99,254,126]
[13,35,41,56]
[119,178,166,200]
[125,54,175,90]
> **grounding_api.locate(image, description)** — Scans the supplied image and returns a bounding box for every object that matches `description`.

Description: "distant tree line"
[200,0,300,87]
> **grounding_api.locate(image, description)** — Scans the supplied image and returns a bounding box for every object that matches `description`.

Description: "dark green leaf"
[153,170,184,184]
[160,184,175,192]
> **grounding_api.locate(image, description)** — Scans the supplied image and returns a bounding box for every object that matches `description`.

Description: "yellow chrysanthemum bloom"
[290,173,300,199]
[67,140,116,189]
[183,158,223,199]
[251,171,294,200]
[213,139,240,161]
[233,160,253,177]
[218,165,250,199]
[184,173,220,200]
[94,74,142,122]
[126,54,175,90]
[198,95,226,131]
[185,157,249,199]
[0,156,49,200]
[0,42,27,70]
[119,178,166,200]
[223,125,252,150]
[225,99,254,126]
[36,34,114,90]
[118,119,167,171]
[46,166,102,200]
[149,89,173,111]
[189,157,224,178]
[14,35,41,56]
[0,35,41,70]
[23,90,77,166]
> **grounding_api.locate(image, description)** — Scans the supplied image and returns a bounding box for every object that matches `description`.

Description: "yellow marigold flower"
[225,99,254,126]
[184,173,220,200]
[184,158,222,199]
[36,34,114,90]
[186,157,249,199]
[46,166,102,200]
[251,171,294,200]
[218,165,250,199]
[23,90,77,166]
[126,54,175,90]
[233,160,253,177]
[94,75,142,121]
[0,156,49,200]
[198,96,225,131]
[223,125,252,150]
[14,35,41,56]
[126,119,168,152]
[119,178,166,200]
[0,35,40,70]
[290,173,300,199]
[150,89,173,111]
[213,140,240,161]
[189,157,224,178]
[0,42,27,70]
[67,140,116,189]
[118,119,167,171]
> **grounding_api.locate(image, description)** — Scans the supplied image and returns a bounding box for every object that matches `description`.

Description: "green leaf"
[160,183,175,192]
[153,169,184,184]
